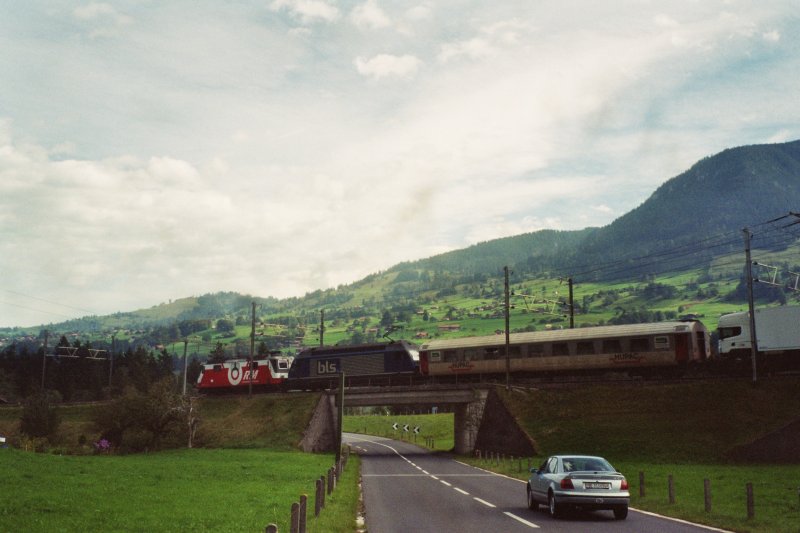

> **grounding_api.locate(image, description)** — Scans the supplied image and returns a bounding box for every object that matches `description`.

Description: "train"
[419,320,710,380]
[287,340,420,389]
[196,353,294,391]
[195,310,799,393]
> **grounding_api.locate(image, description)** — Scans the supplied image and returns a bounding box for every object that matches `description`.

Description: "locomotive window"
[718,326,742,340]
[443,350,458,362]
[576,341,595,355]
[214,364,223,371]
[630,338,649,351]
[551,343,569,356]
[602,339,622,353]
[654,336,670,349]
[464,349,479,361]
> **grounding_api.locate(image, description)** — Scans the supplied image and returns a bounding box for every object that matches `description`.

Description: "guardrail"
[265,445,351,533]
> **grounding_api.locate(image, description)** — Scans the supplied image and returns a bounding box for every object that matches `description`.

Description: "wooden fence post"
[265,524,278,533]
[290,502,299,533]
[327,467,334,495]
[639,471,645,498]
[668,474,675,504]
[315,479,322,516]
[746,482,754,519]
[704,479,712,513]
[319,476,326,509]
[298,495,307,533]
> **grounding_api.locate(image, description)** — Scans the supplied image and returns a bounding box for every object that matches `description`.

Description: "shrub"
[92,377,190,453]
[19,391,61,440]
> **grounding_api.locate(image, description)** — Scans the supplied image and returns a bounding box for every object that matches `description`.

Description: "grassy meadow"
[0,447,359,533]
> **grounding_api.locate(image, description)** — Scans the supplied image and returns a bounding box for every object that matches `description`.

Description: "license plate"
[584,482,610,489]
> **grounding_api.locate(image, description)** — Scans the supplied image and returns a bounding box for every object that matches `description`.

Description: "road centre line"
[349,435,542,529]
[504,512,540,529]
[473,497,496,508]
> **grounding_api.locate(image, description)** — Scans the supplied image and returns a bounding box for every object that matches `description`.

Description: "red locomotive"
[196,354,293,391]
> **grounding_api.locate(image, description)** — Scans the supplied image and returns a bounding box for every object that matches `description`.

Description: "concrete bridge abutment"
[300,385,535,456]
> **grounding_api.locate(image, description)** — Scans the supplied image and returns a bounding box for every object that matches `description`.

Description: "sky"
[1,1,798,328]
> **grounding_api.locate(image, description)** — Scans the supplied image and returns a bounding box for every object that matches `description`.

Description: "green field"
[0,447,358,533]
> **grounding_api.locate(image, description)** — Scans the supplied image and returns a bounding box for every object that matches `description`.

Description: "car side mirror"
[530,468,539,474]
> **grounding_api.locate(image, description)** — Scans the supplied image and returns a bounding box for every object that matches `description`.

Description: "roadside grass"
[499,378,800,463]
[344,412,454,452]
[0,447,348,533]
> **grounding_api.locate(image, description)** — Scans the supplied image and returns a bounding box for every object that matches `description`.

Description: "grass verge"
[344,412,454,451]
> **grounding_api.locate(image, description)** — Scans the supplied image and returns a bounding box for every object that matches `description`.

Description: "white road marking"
[632,509,734,532]
[430,475,439,480]
[473,497,496,508]
[504,512,540,528]
[454,487,469,495]
[440,480,452,487]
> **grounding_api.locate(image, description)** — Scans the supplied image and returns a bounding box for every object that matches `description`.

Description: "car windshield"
[561,457,614,472]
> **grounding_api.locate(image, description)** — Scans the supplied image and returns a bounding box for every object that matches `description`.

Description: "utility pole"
[109,333,116,388]
[743,228,758,384]
[504,266,511,391]
[568,277,575,329]
[320,309,325,347]
[336,372,345,464]
[182,339,189,395]
[249,301,256,398]
[40,330,49,390]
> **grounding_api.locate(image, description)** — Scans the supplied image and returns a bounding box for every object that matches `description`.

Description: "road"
[343,433,730,533]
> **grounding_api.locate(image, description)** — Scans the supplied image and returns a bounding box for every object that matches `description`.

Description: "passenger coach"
[419,320,710,378]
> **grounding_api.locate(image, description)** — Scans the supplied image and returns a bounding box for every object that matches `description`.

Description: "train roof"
[419,321,705,351]
[295,339,419,358]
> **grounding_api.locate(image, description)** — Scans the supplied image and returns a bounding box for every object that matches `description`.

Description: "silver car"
[527,455,629,520]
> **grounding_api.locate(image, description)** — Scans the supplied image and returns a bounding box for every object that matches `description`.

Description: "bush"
[19,391,61,440]
[93,378,190,453]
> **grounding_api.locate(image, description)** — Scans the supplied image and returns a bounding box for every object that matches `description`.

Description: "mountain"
[5,139,800,335]
[398,139,800,280]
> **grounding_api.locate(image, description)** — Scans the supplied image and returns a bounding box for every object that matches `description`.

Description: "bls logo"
[317,360,338,375]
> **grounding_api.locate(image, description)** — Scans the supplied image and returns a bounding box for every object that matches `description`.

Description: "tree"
[20,391,61,440]
[93,378,190,453]
[216,319,235,334]
[208,343,227,364]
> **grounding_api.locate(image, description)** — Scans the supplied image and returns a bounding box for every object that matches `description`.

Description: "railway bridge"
[299,384,535,456]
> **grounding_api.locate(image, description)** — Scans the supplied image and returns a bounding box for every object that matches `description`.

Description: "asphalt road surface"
[343,433,731,533]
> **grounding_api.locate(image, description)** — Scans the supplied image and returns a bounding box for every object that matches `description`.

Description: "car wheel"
[526,487,538,511]
[548,491,561,518]
[613,505,628,520]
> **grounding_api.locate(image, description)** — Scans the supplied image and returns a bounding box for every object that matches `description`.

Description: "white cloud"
[0,1,798,326]
[351,0,392,30]
[354,54,422,80]
[270,0,340,24]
